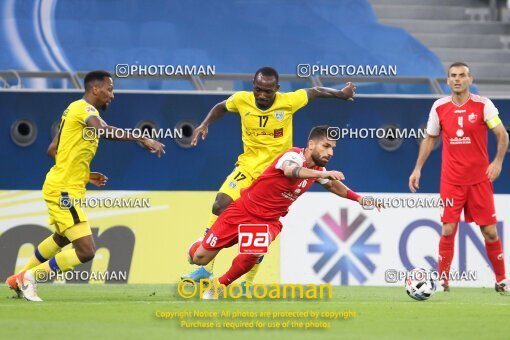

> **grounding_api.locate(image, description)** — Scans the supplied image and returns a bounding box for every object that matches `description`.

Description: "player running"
[6,70,165,301]
[409,62,509,293]
[183,67,356,286]
[187,125,381,298]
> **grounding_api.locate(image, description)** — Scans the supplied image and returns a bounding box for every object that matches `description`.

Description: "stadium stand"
[0,0,445,92]
[372,0,510,95]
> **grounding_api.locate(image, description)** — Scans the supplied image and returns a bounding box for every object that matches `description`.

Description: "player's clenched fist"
[141,138,166,157]
[320,170,345,181]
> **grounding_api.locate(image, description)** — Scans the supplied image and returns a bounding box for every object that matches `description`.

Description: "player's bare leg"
[188,240,220,266]
[438,222,457,292]
[6,232,69,298]
[182,193,233,281]
[480,224,508,294]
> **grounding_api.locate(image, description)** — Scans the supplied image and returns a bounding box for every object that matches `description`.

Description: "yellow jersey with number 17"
[225,89,308,178]
[43,99,101,198]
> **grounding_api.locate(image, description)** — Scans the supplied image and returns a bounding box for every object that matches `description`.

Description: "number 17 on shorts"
[238,224,269,254]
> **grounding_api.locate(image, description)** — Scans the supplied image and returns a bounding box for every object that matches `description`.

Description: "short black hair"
[448,62,470,76]
[254,66,279,83]
[308,125,330,141]
[84,70,112,91]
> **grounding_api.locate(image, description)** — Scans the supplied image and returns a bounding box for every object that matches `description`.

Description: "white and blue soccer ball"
[405,268,437,301]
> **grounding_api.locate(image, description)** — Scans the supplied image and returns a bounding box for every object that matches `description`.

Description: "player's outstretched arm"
[409,134,438,192]
[87,116,166,157]
[487,123,509,182]
[191,100,228,146]
[321,179,351,198]
[306,82,356,102]
[321,180,383,211]
[281,161,345,180]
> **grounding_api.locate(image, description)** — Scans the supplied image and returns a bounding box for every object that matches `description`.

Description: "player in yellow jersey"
[182,67,356,288]
[5,70,165,301]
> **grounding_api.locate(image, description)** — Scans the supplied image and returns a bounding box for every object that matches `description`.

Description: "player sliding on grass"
[187,125,382,299]
[5,70,165,301]
[183,67,356,288]
[409,62,509,293]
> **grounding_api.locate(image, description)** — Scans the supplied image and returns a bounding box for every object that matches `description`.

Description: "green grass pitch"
[2,284,509,339]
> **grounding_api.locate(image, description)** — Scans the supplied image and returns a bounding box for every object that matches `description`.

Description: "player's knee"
[486,234,499,242]
[482,227,498,242]
[442,229,454,237]
[442,224,456,236]
[76,244,96,263]
[212,200,227,216]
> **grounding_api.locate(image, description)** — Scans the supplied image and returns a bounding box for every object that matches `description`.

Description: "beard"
[101,103,108,111]
[311,152,328,167]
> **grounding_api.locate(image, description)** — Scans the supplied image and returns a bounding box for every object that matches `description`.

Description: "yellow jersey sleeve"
[225,91,246,113]
[285,89,308,113]
[76,104,100,125]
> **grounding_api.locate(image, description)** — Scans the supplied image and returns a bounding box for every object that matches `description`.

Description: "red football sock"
[218,254,259,286]
[438,229,457,285]
[485,238,506,283]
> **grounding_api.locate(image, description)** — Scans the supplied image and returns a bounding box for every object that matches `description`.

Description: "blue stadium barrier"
[1,91,509,194]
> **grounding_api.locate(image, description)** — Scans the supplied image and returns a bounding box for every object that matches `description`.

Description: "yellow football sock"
[206,213,218,229]
[53,249,82,271]
[29,248,82,276]
[20,235,61,273]
[204,258,215,273]
[244,263,261,284]
[29,261,51,275]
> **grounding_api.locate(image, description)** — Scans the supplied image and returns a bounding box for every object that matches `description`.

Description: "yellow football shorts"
[43,191,92,240]
[218,166,254,201]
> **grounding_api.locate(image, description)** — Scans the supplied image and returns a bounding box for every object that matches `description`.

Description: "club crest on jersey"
[85,105,97,113]
[228,181,238,189]
[274,110,284,121]
[468,113,477,123]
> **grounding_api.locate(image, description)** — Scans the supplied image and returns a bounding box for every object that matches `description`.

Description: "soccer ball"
[405,268,437,301]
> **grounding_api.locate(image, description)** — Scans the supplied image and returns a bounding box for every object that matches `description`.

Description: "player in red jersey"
[409,62,509,293]
[187,125,381,298]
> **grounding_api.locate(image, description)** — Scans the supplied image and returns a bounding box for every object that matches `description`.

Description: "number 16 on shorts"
[238,224,269,254]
